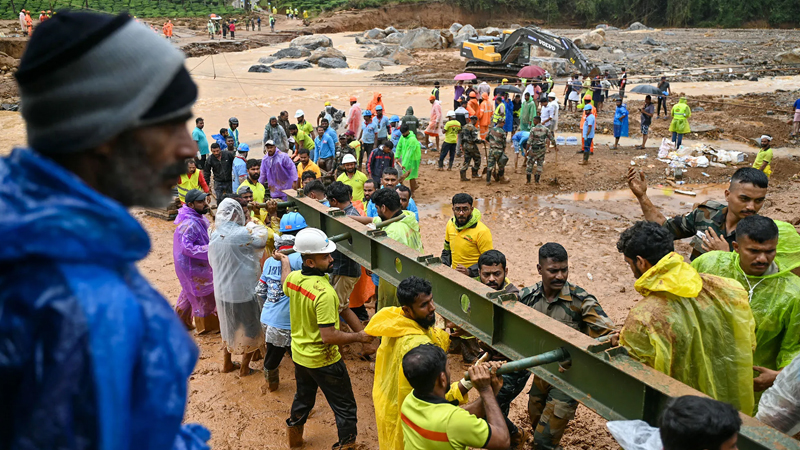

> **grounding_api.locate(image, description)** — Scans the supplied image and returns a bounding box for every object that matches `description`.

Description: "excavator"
[460,26,606,79]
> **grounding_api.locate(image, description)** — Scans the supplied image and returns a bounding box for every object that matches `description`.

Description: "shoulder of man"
[519,282,543,306]
[693,200,727,221]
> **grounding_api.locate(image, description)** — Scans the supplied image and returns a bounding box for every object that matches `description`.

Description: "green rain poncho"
[669,97,692,134]
[373,211,424,311]
[519,97,536,132]
[691,251,800,402]
[620,252,757,415]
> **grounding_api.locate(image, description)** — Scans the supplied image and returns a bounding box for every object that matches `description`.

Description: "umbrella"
[517,65,545,79]
[494,84,522,95]
[454,73,477,81]
[630,85,663,96]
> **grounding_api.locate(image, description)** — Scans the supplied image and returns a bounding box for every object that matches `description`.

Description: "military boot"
[460,169,469,181]
[472,168,480,179]
[526,174,531,184]
[486,169,493,185]
[535,173,541,184]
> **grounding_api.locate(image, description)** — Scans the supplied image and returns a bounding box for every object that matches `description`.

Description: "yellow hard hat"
[501,78,508,83]
[324,101,331,106]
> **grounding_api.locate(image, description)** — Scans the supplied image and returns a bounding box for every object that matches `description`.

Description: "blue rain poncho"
[613,104,629,137]
[0,148,209,449]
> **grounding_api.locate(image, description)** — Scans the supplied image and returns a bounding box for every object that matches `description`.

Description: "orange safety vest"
[177,171,200,202]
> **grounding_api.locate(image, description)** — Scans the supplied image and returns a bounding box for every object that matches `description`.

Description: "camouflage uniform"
[485,126,508,182]
[459,122,483,177]
[515,281,616,450]
[527,123,555,175]
[662,200,733,260]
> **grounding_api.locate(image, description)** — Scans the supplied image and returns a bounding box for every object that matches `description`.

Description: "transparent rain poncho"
[756,355,800,434]
[173,205,215,317]
[208,199,268,354]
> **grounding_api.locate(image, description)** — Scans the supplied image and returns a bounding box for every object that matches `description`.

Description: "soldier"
[526,116,558,184]
[460,115,484,181]
[486,116,510,185]
[517,243,616,450]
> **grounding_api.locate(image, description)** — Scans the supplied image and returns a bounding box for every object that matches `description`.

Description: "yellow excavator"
[460,26,604,78]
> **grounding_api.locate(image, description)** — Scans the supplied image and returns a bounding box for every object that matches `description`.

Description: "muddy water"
[419,184,726,221]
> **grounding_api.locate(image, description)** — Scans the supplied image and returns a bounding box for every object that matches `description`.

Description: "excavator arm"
[495,27,597,76]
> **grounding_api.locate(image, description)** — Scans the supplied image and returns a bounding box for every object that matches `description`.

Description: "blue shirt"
[366,196,419,221]
[794,98,800,110]
[259,252,303,329]
[228,127,239,149]
[512,131,530,152]
[375,115,390,139]
[325,127,338,147]
[314,134,336,162]
[232,156,247,191]
[362,121,378,144]
[391,128,402,147]
[583,114,596,139]
[192,127,210,155]
[211,134,228,151]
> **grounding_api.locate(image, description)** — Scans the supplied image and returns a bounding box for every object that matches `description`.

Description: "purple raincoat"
[173,205,216,317]
[258,149,298,200]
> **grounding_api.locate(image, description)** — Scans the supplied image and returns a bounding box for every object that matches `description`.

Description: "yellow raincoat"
[669,97,692,134]
[620,252,756,415]
[365,307,467,450]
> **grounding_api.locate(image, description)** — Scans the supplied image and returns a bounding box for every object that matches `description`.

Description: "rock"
[774,48,800,64]
[693,106,705,112]
[290,34,333,50]
[440,29,454,47]
[291,87,306,91]
[449,23,463,34]
[391,47,414,65]
[532,46,555,57]
[766,110,775,116]
[573,30,605,50]
[641,36,659,46]
[248,64,272,73]
[592,28,606,37]
[479,27,502,37]
[359,60,384,71]
[454,24,477,46]
[528,57,569,76]
[627,21,653,31]
[258,56,277,64]
[371,57,397,66]
[400,27,444,50]
[272,47,311,59]
[272,60,313,70]
[365,28,386,40]
[665,32,676,35]
[596,24,609,29]
[384,26,399,35]
[364,44,392,58]
[382,32,404,44]
[749,76,759,82]
[355,36,382,45]
[317,58,349,69]
[306,47,347,64]
[612,49,625,54]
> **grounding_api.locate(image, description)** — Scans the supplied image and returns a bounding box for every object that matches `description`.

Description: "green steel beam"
[285,192,800,450]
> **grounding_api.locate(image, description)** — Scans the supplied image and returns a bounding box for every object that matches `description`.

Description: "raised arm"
[626,167,667,224]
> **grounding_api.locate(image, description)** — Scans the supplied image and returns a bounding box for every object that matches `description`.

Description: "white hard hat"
[293,228,337,254]
[446,110,455,117]
[342,154,357,164]
[548,92,556,99]
[295,109,305,118]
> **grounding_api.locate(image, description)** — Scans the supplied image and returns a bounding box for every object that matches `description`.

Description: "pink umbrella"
[517,65,546,79]
[454,73,477,81]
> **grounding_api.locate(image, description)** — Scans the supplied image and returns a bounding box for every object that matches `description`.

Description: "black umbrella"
[494,84,522,96]
[629,84,663,96]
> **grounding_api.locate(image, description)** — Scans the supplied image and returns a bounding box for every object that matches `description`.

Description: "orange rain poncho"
[478,93,493,139]
[621,252,757,415]
[366,92,385,116]
[365,307,467,450]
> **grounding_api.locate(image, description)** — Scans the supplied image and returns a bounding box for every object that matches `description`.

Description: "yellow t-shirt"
[444,120,462,144]
[237,178,267,222]
[298,120,314,138]
[336,170,369,202]
[444,219,493,269]
[349,140,362,154]
[297,160,322,184]
[285,271,341,369]
[296,129,316,151]
[753,148,773,177]
[400,390,490,450]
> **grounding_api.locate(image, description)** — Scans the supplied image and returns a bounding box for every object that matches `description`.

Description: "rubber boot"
[266,368,280,392]
[472,168,480,179]
[448,161,453,171]
[526,174,531,184]
[535,173,540,184]
[460,170,469,181]
[486,169,493,185]
[287,424,304,449]
[498,169,510,184]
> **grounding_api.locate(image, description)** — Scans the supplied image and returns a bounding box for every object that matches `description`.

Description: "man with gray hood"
[264,115,289,151]
[0,12,209,449]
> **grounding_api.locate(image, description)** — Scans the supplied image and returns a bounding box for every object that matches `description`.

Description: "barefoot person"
[209,198,268,377]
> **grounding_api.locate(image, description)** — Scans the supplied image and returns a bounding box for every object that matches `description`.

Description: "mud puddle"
[419,184,726,221]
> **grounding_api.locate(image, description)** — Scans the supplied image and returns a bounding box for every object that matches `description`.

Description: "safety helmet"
[469,91,477,98]
[324,101,331,106]
[293,228,337,254]
[390,115,400,122]
[375,105,383,111]
[229,117,239,125]
[238,143,250,152]
[342,154,357,164]
[362,110,372,117]
[295,109,305,118]
[446,110,455,117]
[280,212,307,232]
[501,78,508,83]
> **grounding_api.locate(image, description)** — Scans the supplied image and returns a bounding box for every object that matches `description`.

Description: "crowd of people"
[4,11,799,450]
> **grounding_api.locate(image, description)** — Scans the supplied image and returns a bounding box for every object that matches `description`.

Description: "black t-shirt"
[657,81,670,93]
[620,73,627,89]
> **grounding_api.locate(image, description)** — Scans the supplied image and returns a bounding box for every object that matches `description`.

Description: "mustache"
[162,160,188,180]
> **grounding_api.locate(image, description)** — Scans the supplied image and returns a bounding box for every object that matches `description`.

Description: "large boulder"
[359,60,384,71]
[627,21,653,31]
[479,27,502,37]
[382,32,404,44]
[365,44,393,58]
[371,57,397,66]
[290,34,333,50]
[775,48,800,64]
[400,28,444,49]
[532,46,554,57]
[454,24,477,46]
[391,47,414,65]
[273,46,311,59]
[573,29,605,50]
[317,57,349,69]
[528,57,569,76]
[355,36,382,45]
[384,26,399,35]
[248,64,272,73]
[306,47,347,63]
[258,56,277,64]
[365,28,386,40]
[440,29,454,47]
[449,23,463,34]
[272,60,313,70]
[592,28,606,37]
